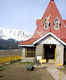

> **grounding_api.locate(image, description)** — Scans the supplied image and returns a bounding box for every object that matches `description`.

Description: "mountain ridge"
[0,27,32,41]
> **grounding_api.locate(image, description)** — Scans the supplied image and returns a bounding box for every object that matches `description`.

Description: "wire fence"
[0,49,22,64]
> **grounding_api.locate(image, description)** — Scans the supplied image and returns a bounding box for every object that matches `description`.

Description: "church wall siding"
[56,45,64,65]
[22,48,25,57]
[36,44,44,57]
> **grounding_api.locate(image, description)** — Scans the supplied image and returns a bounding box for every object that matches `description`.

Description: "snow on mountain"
[0,27,32,41]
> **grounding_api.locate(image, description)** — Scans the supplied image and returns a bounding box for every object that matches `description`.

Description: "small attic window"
[54,16,60,30]
[43,17,50,30]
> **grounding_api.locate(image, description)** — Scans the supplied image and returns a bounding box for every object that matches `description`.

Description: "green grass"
[0,65,8,71]
[64,65,66,69]
[56,65,66,71]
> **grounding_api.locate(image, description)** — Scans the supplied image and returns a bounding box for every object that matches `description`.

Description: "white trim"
[19,32,66,47]
[18,44,34,47]
[33,32,66,45]
[40,36,61,45]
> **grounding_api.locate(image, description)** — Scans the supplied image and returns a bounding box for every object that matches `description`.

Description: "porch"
[21,33,65,65]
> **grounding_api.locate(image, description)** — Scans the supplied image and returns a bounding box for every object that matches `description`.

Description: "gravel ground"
[0,63,54,80]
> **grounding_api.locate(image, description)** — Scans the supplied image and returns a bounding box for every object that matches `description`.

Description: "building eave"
[18,44,34,47]
[33,32,66,46]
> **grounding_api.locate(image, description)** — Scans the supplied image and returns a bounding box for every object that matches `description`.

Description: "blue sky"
[0,0,66,34]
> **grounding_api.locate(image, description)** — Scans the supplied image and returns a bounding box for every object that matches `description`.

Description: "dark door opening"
[44,44,56,63]
[64,47,66,65]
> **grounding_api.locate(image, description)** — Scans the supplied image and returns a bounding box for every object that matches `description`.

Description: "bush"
[25,64,34,71]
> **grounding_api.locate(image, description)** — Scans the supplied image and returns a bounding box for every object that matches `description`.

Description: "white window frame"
[54,16,60,30]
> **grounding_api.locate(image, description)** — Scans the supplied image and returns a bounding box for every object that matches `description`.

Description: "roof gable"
[33,0,65,39]
[42,0,62,20]
[33,32,66,46]
[19,0,66,46]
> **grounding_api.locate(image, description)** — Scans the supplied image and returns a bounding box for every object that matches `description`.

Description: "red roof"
[19,0,66,45]
[63,20,66,25]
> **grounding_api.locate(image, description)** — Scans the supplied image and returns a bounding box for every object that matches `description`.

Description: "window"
[25,47,35,57]
[54,16,60,30]
[43,17,50,30]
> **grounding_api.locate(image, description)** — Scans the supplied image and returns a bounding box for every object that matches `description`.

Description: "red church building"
[19,0,66,65]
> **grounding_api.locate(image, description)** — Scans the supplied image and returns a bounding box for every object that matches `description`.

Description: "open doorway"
[44,44,56,63]
[64,47,66,65]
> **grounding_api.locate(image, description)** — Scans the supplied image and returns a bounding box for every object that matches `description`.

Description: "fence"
[0,49,22,64]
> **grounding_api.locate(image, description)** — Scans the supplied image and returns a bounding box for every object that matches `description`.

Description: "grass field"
[0,49,22,64]
[0,56,22,64]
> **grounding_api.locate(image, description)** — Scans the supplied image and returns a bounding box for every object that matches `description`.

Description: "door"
[44,44,56,63]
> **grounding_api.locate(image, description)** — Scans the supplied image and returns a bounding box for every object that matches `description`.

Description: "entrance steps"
[48,59,55,64]
[21,57,34,62]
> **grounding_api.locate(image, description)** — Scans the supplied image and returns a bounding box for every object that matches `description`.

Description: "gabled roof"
[33,32,66,46]
[19,32,66,46]
[19,0,66,46]
[63,20,66,26]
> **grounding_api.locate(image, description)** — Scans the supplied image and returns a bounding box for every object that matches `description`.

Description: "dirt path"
[0,63,54,80]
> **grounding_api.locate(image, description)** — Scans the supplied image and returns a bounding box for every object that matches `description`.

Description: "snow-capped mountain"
[0,27,32,41]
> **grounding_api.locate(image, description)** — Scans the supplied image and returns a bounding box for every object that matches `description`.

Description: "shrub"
[25,64,34,71]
